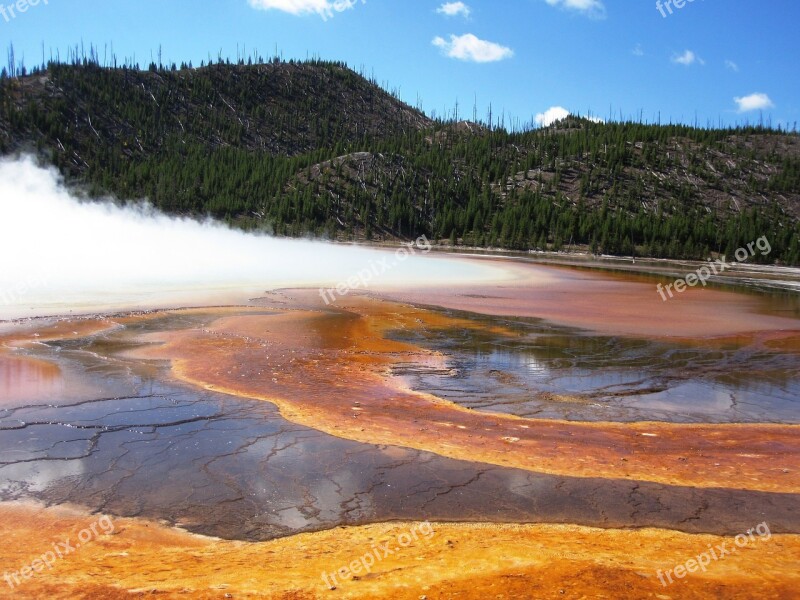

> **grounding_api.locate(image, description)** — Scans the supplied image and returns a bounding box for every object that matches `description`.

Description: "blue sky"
[1,0,798,129]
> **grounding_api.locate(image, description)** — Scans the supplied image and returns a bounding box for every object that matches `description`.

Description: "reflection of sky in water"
[392,315,800,424]
[0,355,65,403]
[2,333,644,541]
[523,354,548,376]
[0,460,86,495]
[1,311,799,540]
[633,382,736,415]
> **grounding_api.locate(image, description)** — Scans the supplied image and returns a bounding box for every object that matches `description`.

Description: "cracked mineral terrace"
[0,256,799,599]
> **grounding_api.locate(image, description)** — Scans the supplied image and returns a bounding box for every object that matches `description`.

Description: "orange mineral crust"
[0,502,797,600]
[376,259,800,339]
[127,299,800,494]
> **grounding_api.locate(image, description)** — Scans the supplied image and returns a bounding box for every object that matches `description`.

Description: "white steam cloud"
[0,156,505,319]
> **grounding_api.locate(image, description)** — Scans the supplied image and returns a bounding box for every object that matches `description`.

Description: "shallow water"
[391,309,800,423]
[1,310,798,541]
[1,257,799,546]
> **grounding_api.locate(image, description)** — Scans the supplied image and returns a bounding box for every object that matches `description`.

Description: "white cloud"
[725,60,739,72]
[632,44,644,57]
[433,34,514,63]
[437,2,470,18]
[535,106,604,127]
[543,0,606,18]
[672,49,704,66]
[734,93,774,113]
[535,106,570,127]
[247,0,362,19]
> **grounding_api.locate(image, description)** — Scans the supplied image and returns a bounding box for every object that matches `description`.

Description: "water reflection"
[0,355,65,404]
[1,314,797,541]
[391,311,800,424]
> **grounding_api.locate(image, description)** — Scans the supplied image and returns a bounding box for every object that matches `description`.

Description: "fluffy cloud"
[247,0,362,19]
[432,34,513,63]
[672,49,704,66]
[437,2,470,18]
[535,106,570,127]
[543,0,606,18]
[734,93,774,113]
[535,106,604,127]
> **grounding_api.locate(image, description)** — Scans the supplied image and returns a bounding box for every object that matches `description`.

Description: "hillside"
[1,59,799,263]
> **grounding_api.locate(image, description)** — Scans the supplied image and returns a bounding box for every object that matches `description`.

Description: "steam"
[0,156,505,319]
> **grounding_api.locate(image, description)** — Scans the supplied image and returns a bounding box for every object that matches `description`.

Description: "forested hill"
[1,58,800,264]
